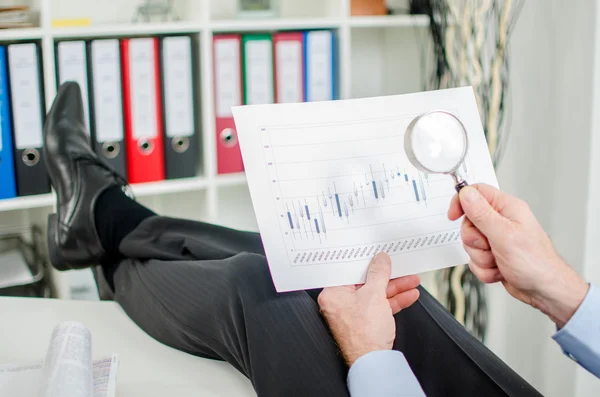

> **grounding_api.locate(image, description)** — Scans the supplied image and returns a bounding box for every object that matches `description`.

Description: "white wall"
[577,0,600,394]
[489,1,598,396]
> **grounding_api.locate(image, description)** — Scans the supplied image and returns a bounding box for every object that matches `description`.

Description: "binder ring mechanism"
[172,136,190,153]
[101,142,121,159]
[138,139,154,155]
[22,149,40,167]
[220,128,238,148]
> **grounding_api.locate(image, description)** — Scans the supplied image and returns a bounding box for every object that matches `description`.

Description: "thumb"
[365,253,392,291]
[459,186,505,239]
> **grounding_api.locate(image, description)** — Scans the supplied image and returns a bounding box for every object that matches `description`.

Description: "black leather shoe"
[44,82,128,270]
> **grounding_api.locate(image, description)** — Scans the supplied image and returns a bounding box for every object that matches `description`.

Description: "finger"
[389,289,420,314]
[459,186,508,240]
[468,261,502,284]
[462,184,526,221]
[464,245,496,269]
[365,252,392,291]
[386,274,421,299]
[448,193,464,221]
[461,217,490,250]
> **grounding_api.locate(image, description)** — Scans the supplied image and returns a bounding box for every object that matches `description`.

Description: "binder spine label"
[276,39,303,104]
[129,38,159,141]
[8,43,43,149]
[91,40,124,143]
[306,31,334,102]
[214,38,242,118]
[163,36,194,138]
[244,39,274,105]
[57,41,91,131]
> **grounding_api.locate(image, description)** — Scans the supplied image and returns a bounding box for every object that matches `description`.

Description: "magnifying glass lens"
[410,112,467,173]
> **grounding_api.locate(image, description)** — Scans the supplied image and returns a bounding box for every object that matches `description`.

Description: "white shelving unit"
[1,0,430,298]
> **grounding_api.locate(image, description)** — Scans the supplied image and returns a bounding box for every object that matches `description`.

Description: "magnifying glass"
[404,110,469,192]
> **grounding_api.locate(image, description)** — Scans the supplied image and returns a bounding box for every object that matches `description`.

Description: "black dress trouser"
[111,216,543,397]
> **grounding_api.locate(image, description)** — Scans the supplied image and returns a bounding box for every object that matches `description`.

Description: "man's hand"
[318,253,420,367]
[448,184,589,328]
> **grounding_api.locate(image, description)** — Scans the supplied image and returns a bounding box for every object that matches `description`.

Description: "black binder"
[159,35,199,179]
[7,42,50,196]
[87,39,127,179]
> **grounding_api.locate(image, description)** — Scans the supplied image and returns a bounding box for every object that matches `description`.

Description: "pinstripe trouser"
[111,216,542,397]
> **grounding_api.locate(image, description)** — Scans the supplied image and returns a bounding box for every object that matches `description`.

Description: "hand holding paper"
[319,253,420,366]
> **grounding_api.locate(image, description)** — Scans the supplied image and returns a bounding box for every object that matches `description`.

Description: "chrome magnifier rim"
[404,110,470,191]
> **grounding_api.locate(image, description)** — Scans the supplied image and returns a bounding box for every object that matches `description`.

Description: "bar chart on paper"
[260,115,472,266]
[234,88,499,291]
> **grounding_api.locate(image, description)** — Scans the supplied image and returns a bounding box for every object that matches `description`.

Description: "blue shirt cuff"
[553,284,600,377]
[347,350,425,397]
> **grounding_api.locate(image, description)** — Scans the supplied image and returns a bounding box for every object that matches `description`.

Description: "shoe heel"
[47,213,67,270]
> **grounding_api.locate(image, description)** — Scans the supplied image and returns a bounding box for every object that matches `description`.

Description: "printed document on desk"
[0,321,119,397]
[233,87,499,292]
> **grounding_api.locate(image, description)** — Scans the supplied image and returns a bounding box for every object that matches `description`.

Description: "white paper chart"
[233,87,499,292]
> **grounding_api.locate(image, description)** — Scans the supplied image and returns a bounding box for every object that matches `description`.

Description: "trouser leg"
[395,288,543,397]
[113,216,349,397]
[113,216,542,397]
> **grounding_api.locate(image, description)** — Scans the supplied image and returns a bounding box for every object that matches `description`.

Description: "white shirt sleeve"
[347,350,426,397]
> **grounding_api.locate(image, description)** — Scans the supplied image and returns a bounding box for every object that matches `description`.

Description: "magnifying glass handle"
[451,172,469,193]
[455,180,469,193]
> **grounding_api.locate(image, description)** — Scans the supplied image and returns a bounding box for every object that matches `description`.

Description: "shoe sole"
[47,213,69,271]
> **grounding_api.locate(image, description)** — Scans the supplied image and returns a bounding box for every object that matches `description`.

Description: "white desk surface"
[0,297,256,397]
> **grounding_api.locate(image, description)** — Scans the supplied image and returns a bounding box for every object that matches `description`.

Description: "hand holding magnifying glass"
[404,111,469,192]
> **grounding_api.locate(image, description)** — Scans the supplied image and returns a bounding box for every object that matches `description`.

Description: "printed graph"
[259,114,471,266]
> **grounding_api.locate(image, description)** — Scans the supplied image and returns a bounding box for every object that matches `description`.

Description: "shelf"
[348,15,429,28]
[0,194,54,212]
[210,18,341,32]
[0,9,428,219]
[0,177,211,212]
[132,176,209,197]
[0,16,428,42]
[51,22,203,39]
[0,28,44,41]
[209,15,428,33]
[215,173,247,187]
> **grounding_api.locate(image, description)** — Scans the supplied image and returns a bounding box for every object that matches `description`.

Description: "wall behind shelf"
[350,26,430,99]
[210,0,341,20]
[47,0,342,25]
[148,190,211,222]
[216,185,258,232]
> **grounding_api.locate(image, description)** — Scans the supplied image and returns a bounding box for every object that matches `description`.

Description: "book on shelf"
[0,5,31,28]
[0,5,29,13]
[0,23,34,28]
